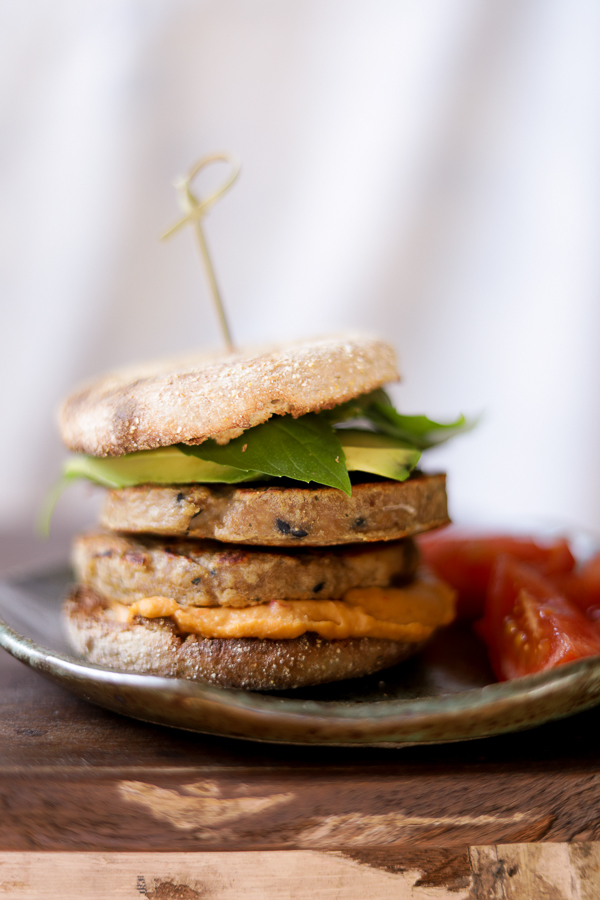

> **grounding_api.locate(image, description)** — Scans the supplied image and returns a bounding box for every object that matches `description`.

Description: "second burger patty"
[73,532,419,608]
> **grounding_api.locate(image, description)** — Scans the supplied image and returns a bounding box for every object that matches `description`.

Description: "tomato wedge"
[477,556,600,681]
[550,551,600,621]
[417,531,575,620]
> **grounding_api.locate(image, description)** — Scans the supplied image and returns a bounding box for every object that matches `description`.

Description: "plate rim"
[2,584,600,724]
[3,564,600,745]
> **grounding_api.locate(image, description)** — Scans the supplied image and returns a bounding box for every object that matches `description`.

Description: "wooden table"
[1,534,600,897]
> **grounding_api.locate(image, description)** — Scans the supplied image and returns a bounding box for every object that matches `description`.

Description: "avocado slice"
[64,447,261,488]
[64,430,422,489]
[340,429,421,482]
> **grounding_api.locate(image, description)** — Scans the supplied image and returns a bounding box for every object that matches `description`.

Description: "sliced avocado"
[64,429,422,489]
[64,446,262,489]
[339,429,421,482]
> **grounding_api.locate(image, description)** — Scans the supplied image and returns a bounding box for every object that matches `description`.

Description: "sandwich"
[59,334,462,689]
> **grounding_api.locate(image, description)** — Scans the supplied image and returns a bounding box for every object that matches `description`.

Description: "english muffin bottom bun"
[59,334,463,690]
[65,579,455,690]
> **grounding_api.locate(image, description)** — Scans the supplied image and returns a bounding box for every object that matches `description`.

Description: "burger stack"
[60,336,455,689]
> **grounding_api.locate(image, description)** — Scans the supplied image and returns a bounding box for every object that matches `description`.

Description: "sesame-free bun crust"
[101,474,449,546]
[64,587,423,690]
[73,532,418,608]
[60,335,399,457]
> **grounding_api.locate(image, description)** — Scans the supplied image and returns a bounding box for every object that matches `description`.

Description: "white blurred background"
[2,0,600,554]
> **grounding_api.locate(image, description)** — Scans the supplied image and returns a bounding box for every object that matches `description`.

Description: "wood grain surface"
[0,844,599,898]
[2,640,600,852]
[1,532,600,896]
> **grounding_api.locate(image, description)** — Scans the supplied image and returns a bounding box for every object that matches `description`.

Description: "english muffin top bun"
[60,335,399,456]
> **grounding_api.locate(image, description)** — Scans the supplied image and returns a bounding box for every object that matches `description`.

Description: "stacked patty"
[61,335,456,689]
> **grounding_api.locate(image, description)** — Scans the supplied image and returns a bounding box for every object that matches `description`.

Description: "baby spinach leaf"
[366,403,472,450]
[181,413,352,495]
[323,391,473,450]
[321,388,392,424]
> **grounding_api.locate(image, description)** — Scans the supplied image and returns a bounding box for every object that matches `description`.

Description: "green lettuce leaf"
[180,413,352,495]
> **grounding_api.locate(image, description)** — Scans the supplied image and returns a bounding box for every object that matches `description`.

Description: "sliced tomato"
[550,551,600,621]
[581,551,600,586]
[477,556,600,681]
[417,530,575,620]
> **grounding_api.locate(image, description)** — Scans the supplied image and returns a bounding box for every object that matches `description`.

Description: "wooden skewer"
[161,152,240,352]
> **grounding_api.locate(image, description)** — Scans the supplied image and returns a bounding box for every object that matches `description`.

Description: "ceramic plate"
[2,564,600,746]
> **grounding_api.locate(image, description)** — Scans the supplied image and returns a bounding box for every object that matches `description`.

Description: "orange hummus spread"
[121,574,456,641]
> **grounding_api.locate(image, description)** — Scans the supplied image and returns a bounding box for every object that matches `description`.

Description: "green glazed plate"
[2,565,600,746]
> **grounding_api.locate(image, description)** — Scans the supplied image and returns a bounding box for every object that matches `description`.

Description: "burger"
[59,334,461,690]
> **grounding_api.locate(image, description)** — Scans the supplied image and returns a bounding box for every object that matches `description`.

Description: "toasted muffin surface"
[60,335,399,456]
